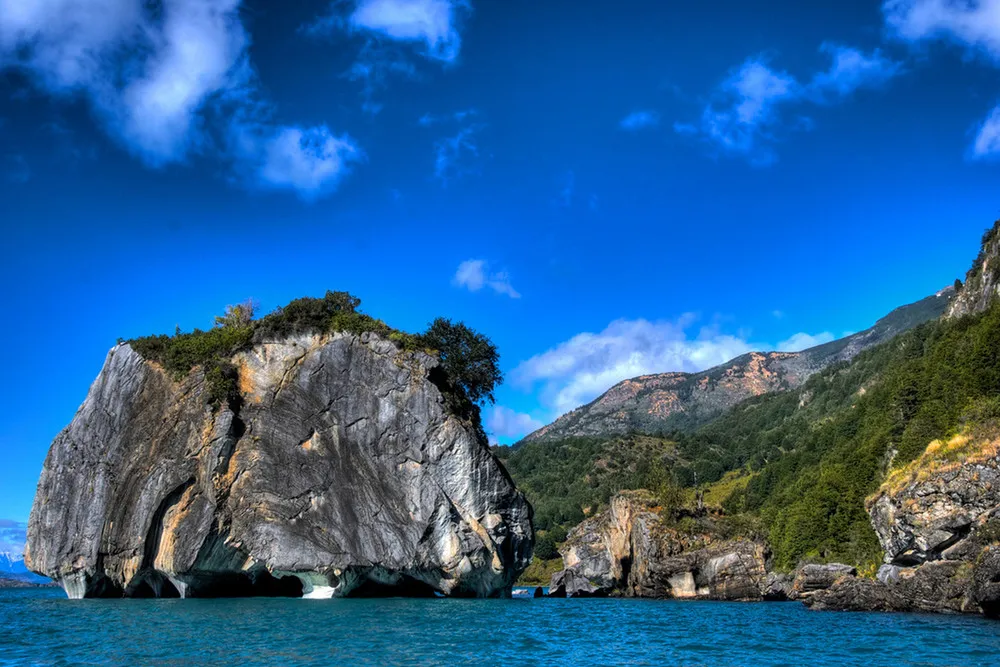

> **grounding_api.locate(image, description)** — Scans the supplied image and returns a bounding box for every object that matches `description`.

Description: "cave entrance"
[182,570,303,598]
[126,572,180,599]
[346,575,438,598]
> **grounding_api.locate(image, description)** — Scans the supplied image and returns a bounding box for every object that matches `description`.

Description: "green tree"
[214,299,258,329]
[418,318,503,406]
[533,534,559,561]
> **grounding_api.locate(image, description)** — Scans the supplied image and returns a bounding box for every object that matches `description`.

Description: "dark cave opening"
[126,571,180,599]
[346,575,439,598]
[182,570,303,598]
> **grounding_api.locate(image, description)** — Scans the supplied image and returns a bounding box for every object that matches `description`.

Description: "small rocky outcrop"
[548,491,769,600]
[26,333,533,599]
[807,432,1000,616]
[948,222,1000,319]
[787,564,856,600]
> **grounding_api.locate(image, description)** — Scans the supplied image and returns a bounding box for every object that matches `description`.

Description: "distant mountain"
[0,519,48,584]
[522,288,955,443]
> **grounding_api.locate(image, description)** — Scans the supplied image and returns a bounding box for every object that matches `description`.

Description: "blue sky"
[3,0,1000,522]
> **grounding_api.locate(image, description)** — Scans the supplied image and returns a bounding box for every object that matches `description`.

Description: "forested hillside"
[499,221,1000,573]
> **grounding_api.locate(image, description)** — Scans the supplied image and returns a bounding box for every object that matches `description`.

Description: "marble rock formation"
[26,333,533,599]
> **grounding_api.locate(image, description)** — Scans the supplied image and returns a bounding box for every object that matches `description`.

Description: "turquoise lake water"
[2,588,999,666]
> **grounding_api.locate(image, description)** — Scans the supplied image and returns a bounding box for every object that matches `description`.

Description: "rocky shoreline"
[546,449,1000,619]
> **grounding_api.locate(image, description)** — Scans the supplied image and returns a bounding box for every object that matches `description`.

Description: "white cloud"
[453,259,520,298]
[254,126,362,200]
[512,317,760,415]
[349,0,467,63]
[777,331,835,352]
[0,0,248,165]
[620,110,660,131]
[678,44,900,163]
[882,0,1000,158]
[883,0,1000,59]
[302,1,470,113]
[486,406,544,442]
[0,0,360,197]
[974,105,1000,156]
[809,43,902,98]
[510,318,849,418]
[117,0,248,164]
[683,58,799,162]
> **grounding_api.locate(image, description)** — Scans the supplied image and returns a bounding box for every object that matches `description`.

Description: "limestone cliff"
[948,221,1000,319]
[548,491,771,600]
[806,431,1000,616]
[524,290,953,443]
[26,332,533,599]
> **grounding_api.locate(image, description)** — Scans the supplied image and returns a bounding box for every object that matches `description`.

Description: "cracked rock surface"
[548,491,769,600]
[26,333,533,599]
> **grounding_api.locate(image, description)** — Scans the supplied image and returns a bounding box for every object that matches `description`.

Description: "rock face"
[948,222,1000,319]
[788,564,856,600]
[807,433,1000,616]
[26,333,533,599]
[548,491,769,600]
[524,291,953,442]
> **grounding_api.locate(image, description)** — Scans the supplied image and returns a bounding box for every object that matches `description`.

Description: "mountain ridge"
[522,288,955,443]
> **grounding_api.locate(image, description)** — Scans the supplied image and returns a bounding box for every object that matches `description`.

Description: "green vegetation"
[127,291,501,435]
[494,434,679,531]
[517,553,564,586]
[501,221,1000,571]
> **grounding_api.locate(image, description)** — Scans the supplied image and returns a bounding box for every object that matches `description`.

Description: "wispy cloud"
[809,43,902,99]
[689,59,799,164]
[349,0,468,63]
[777,331,835,352]
[304,0,471,112]
[0,0,359,199]
[620,110,660,131]
[512,317,759,415]
[453,259,520,298]
[677,44,901,164]
[345,42,418,114]
[882,0,1000,158]
[433,124,481,184]
[511,317,844,417]
[486,406,544,443]
[418,108,477,126]
[232,125,363,200]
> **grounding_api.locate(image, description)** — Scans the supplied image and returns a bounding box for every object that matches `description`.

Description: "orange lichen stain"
[238,358,261,403]
[201,419,216,446]
[153,487,196,572]
[301,433,315,451]
[648,390,682,417]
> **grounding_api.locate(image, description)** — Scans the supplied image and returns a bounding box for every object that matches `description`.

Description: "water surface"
[2,588,997,666]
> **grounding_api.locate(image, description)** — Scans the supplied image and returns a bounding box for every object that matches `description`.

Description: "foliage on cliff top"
[127,292,503,437]
[880,398,1000,496]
